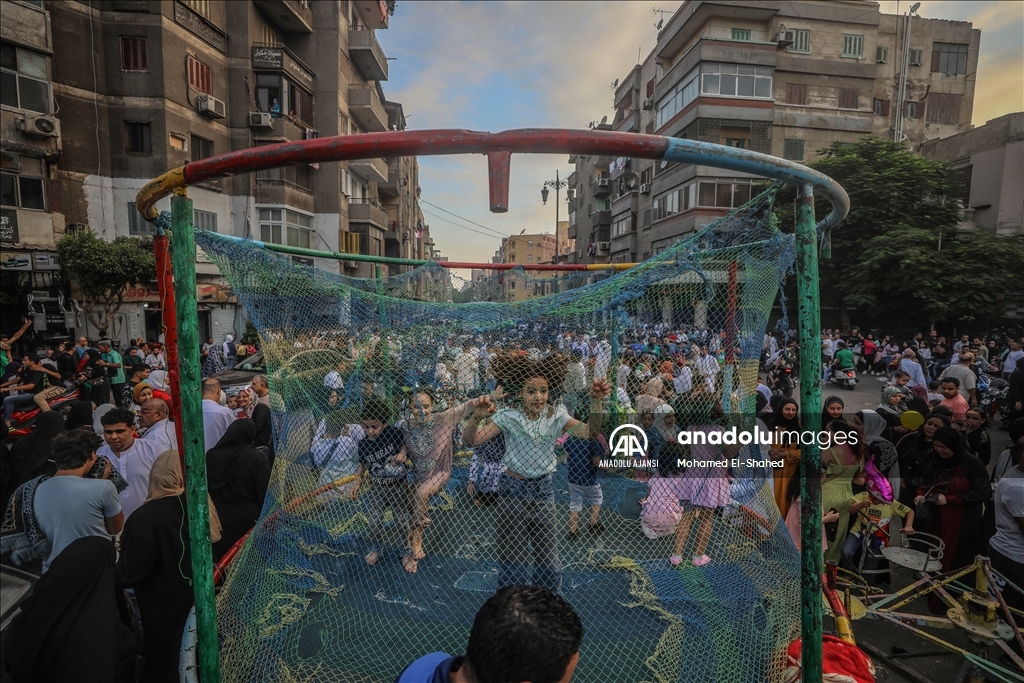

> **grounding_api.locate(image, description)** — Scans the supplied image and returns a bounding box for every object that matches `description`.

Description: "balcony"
[349,27,388,81]
[347,198,388,229]
[353,0,393,29]
[592,210,612,227]
[349,156,388,184]
[253,0,313,33]
[590,175,611,196]
[378,159,402,196]
[252,114,306,142]
[348,87,388,132]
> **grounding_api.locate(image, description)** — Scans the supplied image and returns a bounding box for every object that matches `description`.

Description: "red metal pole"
[154,233,187,475]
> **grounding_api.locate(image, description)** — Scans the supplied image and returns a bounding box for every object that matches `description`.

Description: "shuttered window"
[841,34,863,58]
[786,83,807,105]
[188,55,212,94]
[925,93,961,124]
[873,98,890,116]
[838,88,858,110]
[119,36,147,71]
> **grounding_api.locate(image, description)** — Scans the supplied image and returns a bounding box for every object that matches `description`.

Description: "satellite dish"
[910,2,921,13]
[613,78,619,88]
[599,116,608,125]
[656,19,664,30]
[627,177,637,190]
[660,160,668,169]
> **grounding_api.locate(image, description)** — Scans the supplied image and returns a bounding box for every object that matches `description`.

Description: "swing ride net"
[197,184,802,683]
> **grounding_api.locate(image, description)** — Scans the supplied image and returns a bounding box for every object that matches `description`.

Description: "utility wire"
[419,199,511,238]
[421,209,504,242]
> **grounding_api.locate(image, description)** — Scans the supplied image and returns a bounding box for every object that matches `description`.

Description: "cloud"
[383,1,1021,262]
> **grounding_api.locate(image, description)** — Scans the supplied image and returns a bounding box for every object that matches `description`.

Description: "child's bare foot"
[365,551,379,565]
[473,498,483,507]
[401,554,418,573]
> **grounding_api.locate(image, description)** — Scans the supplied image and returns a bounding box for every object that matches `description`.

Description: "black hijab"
[77,348,103,374]
[932,426,966,464]
[5,536,135,683]
[65,400,95,431]
[9,412,64,488]
[251,402,275,468]
[822,396,844,428]
[206,419,271,559]
[769,397,801,431]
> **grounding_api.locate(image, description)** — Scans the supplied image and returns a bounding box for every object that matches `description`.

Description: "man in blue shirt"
[396,585,583,683]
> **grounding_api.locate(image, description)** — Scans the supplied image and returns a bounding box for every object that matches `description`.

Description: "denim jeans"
[496,472,561,594]
[2,393,38,421]
[841,533,882,574]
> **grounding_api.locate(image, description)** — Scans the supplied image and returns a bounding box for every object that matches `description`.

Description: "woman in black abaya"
[206,419,271,559]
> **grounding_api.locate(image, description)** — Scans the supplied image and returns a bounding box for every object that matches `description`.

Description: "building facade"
[1,0,438,348]
[569,0,980,265]
[920,112,1024,237]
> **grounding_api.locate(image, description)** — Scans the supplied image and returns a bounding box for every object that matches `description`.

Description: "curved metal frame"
[137,128,850,683]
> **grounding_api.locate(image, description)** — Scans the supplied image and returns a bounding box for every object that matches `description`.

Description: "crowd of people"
[1,315,1022,681]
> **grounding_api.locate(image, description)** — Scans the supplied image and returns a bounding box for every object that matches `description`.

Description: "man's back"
[834,348,855,369]
[142,419,176,453]
[34,476,120,572]
[98,438,163,518]
[203,399,235,451]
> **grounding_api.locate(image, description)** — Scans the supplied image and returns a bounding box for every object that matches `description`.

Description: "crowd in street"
[1,317,1022,681]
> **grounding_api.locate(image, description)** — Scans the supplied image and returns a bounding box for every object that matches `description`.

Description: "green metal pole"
[795,183,823,682]
[171,193,221,683]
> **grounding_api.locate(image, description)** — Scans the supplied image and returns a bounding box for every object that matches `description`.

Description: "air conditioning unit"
[597,242,610,252]
[249,112,273,128]
[596,177,610,187]
[18,114,60,138]
[639,183,650,194]
[876,46,889,63]
[343,260,358,269]
[775,30,794,48]
[196,94,226,118]
[642,96,654,110]
[65,223,88,234]
[908,49,923,66]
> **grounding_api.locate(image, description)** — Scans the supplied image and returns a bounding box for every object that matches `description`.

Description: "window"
[875,46,889,64]
[838,88,858,110]
[194,209,218,232]
[0,43,50,113]
[925,93,960,124]
[932,42,968,75]
[255,73,281,114]
[119,37,148,71]
[700,63,773,99]
[655,66,698,129]
[259,209,312,247]
[696,180,753,208]
[527,255,532,263]
[254,73,314,126]
[873,98,890,116]
[169,133,187,151]
[612,215,632,237]
[527,241,533,248]
[653,185,694,221]
[790,29,810,53]
[908,49,924,66]
[190,134,213,161]
[783,139,804,161]
[0,156,45,211]
[127,202,155,235]
[904,101,918,119]
[841,34,864,58]
[187,55,211,94]
[785,83,807,105]
[731,28,751,41]
[181,0,210,18]
[721,126,751,148]
[125,122,152,153]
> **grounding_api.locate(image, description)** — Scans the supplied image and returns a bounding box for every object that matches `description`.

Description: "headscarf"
[250,403,275,468]
[132,381,152,405]
[857,409,898,473]
[635,377,666,414]
[8,412,64,489]
[768,394,784,415]
[145,450,222,542]
[878,386,906,414]
[236,386,256,418]
[932,426,966,462]
[76,348,103,375]
[822,396,844,427]
[206,420,263,492]
[652,403,677,442]
[857,409,888,443]
[769,397,801,432]
[147,370,169,392]
[64,401,94,431]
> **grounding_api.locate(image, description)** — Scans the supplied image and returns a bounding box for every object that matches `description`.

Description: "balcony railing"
[348,197,388,228]
[348,86,388,132]
[252,0,312,33]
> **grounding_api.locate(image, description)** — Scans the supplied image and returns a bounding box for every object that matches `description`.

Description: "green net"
[195,184,802,683]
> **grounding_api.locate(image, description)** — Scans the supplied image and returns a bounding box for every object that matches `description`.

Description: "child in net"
[463,354,610,594]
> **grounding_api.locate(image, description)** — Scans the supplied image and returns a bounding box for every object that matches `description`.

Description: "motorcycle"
[828,366,858,391]
[979,378,1010,429]
[3,388,81,437]
[768,364,795,398]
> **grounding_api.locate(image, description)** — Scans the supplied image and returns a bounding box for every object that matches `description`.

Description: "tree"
[774,136,1024,333]
[57,230,156,332]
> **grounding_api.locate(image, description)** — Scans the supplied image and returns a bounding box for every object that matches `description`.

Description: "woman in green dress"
[821,418,866,563]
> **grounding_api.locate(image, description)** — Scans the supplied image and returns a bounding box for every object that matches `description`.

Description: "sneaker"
[692,555,711,567]
[567,529,579,541]
[588,522,605,535]
[669,555,682,566]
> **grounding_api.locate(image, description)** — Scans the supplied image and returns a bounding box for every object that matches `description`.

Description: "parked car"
[211,351,266,391]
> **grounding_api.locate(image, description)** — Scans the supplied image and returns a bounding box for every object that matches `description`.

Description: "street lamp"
[541,169,569,247]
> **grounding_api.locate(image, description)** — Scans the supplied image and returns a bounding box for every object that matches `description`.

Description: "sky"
[377,1,1024,265]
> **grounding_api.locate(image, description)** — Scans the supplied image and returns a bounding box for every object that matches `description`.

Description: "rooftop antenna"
[652,6,670,30]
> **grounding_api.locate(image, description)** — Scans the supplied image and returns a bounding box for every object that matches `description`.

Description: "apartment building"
[569,0,979,265]
[1,0,436,346]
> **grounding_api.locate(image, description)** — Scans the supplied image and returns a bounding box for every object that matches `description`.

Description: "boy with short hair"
[840,483,915,577]
[351,397,409,566]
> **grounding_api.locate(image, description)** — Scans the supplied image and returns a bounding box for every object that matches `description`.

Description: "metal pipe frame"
[136,128,849,683]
